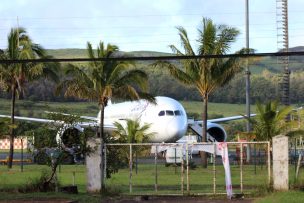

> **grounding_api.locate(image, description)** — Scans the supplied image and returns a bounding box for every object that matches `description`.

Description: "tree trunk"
[200,94,208,168]
[8,86,16,169]
[99,103,105,194]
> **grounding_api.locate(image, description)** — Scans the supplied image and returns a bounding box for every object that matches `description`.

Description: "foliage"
[57,41,155,139]
[106,119,155,178]
[18,169,58,193]
[112,118,154,143]
[0,118,11,137]
[246,100,293,141]
[154,18,244,141]
[25,110,95,189]
[57,41,155,192]
[153,17,243,167]
[0,27,58,168]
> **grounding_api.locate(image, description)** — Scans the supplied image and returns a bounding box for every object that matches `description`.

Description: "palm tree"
[154,18,244,167]
[58,41,154,193]
[113,118,154,174]
[0,27,58,168]
[246,100,293,141]
[113,118,154,143]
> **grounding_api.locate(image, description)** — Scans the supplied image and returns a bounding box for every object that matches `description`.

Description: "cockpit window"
[166,110,174,116]
[174,110,181,116]
[158,111,165,116]
[159,110,183,116]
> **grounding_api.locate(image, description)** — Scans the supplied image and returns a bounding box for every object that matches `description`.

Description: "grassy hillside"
[45,46,304,74]
[0,98,255,119]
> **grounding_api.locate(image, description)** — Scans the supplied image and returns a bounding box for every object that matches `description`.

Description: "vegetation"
[246,100,293,141]
[0,27,58,168]
[2,53,304,105]
[57,41,155,193]
[154,18,244,167]
[0,164,270,194]
[254,191,304,203]
[113,119,154,143]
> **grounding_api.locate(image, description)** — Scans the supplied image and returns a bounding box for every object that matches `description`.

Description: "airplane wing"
[208,114,256,123]
[0,115,56,124]
[0,114,97,128]
[44,111,98,122]
[0,114,118,133]
[188,114,256,124]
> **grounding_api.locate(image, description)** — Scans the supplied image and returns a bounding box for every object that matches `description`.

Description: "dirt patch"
[0,195,254,203]
[102,195,254,203]
[0,199,75,203]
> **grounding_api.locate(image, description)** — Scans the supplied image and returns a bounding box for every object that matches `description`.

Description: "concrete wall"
[272,135,289,190]
[86,138,101,193]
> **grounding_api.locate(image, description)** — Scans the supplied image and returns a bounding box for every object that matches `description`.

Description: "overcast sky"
[1,0,304,54]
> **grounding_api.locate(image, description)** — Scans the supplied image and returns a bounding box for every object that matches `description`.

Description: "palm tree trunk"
[8,86,16,169]
[99,103,105,194]
[200,94,208,168]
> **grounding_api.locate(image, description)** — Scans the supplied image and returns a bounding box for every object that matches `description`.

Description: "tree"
[246,100,293,141]
[154,18,244,167]
[57,41,154,193]
[0,27,58,168]
[113,118,154,143]
[112,118,154,175]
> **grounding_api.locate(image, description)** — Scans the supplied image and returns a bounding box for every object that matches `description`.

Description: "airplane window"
[158,111,165,116]
[174,110,181,116]
[166,110,174,116]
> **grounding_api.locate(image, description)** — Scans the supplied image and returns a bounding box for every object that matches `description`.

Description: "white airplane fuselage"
[97,96,188,142]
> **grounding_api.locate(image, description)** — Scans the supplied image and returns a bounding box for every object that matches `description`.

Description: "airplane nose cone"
[167,120,185,141]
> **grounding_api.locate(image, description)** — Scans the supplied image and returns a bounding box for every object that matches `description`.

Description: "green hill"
[46,47,304,74]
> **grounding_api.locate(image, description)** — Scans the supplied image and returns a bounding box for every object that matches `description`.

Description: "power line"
[1,51,304,64]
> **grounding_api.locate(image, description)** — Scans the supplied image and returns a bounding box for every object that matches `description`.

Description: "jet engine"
[188,121,227,142]
[56,124,84,148]
[207,123,227,142]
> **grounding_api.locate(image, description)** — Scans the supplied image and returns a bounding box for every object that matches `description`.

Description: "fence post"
[129,144,133,193]
[104,144,107,185]
[72,171,75,186]
[186,143,189,194]
[240,142,243,193]
[181,145,184,194]
[213,143,216,195]
[21,137,24,172]
[155,145,158,193]
[267,142,271,186]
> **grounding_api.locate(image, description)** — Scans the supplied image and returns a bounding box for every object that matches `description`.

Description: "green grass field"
[1,163,304,202]
[0,163,276,195]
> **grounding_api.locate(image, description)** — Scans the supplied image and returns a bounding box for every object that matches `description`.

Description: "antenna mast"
[276,0,290,107]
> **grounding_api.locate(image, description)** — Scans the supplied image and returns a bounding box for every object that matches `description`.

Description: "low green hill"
[46,47,304,74]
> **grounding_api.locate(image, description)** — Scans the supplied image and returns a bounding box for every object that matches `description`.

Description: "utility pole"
[245,0,251,163]
[245,0,251,132]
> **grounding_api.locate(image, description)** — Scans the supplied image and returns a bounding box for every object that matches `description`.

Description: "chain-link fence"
[104,142,271,195]
[289,137,304,186]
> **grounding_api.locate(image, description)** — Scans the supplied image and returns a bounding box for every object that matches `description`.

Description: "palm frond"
[176,26,195,56]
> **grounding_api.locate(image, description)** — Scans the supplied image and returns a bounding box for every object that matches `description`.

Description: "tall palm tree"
[0,27,58,168]
[154,18,244,167]
[58,41,154,192]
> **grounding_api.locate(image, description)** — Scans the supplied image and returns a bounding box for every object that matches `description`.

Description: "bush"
[18,170,59,193]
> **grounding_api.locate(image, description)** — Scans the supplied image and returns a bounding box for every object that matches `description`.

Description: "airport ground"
[1,191,304,203]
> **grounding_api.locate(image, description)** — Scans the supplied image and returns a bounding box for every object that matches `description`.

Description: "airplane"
[0,96,251,148]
